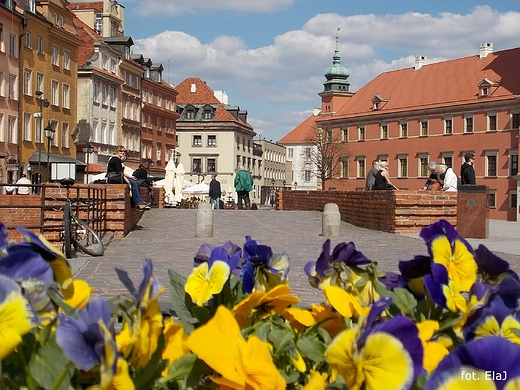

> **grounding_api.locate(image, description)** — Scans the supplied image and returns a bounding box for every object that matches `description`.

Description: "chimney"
[190,83,196,93]
[414,55,427,71]
[480,42,493,59]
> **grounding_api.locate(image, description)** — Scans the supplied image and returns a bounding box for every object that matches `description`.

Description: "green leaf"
[297,338,326,364]
[28,341,73,390]
[191,306,212,325]
[47,288,76,316]
[268,329,293,352]
[133,333,168,390]
[388,287,417,313]
[168,269,197,333]
[160,353,198,383]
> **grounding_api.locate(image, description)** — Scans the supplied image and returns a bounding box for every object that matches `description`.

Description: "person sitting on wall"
[421,161,443,191]
[133,158,156,206]
[16,174,32,195]
[373,161,399,190]
[365,160,380,190]
[436,164,458,192]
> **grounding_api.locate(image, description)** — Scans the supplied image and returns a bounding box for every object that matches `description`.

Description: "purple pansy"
[115,258,161,307]
[55,298,113,371]
[419,219,474,260]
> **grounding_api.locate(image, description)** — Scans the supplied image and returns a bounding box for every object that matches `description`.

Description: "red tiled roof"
[73,17,99,66]
[214,104,238,122]
[175,78,220,104]
[335,47,520,118]
[278,114,318,144]
[67,1,103,12]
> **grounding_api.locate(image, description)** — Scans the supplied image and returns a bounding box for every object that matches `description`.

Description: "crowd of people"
[365,153,477,192]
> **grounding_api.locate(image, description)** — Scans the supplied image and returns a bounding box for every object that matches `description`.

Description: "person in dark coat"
[460,152,476,185]
[133,158,155,205]
[208,174,222,209]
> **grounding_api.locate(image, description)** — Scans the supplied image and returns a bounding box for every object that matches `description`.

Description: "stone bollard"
[322,203,340,237]
[195,202,213,238]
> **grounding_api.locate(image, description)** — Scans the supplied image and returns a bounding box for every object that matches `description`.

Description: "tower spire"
[323,28,350,92]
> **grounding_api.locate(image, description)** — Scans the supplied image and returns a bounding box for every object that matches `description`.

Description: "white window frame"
[444,117,453,134]
[36,73,43,93]
[8,75,15,99]
[341,157,349,178]
[192,134,202,146]
[441,152,454,169]
[110,87,115,107]
[23,69,31,96]
[288,148,293,158]
[25,31,31,48]
[509,190,517,209]
[487,112,497,131]
[358,125,365,141]
[420,120,428,136]
[380,123,388,139]
[52,46,59,66]
[356,156,366,178]
[93,82,99,103]
[400,121,408,138]
[509,149,518,177]
[417,153,429,177]
[9,34,15,57]
[484,150,498,177]
[51,80,59,105]
[0,73,3,97]
[207,134,217,146]
[62,122,69,148]
[62,84,69,109]
[23,113,31,141]
[37,36,43,54]
[7,116,16,143]
[398,154,408,178]
[101,84,107,105]
[464,116,474,133]
[63,50,70,70]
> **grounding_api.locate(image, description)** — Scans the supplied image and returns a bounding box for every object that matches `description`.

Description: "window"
[207,158,216,172]
[23,113,31,141]
[9,34,15,57]
[186,110,195,119]
[25,31,31,48]
[326,129,333,143]
[444,118,453,134]
[35,117,42,143]
[207,135,217,146]
[421,120,428,136]
[101,84,107,104]
[62,84,69,108]
[442,154,453,169]
[342,127,348,141]
[23,69,31,95]
[358,126,365,141]
[510,190,517,210]
[93,82,99,103]
[53,13,58,24]
[8,75,15,99]
[487,190,496,208]
[110,87,115,107]
[110,59,116,73]
[95,18,102,34]
[465,117,473,133]
[192,158,202,173]
[398,155,408,177]
[0,73,3,97]
[59,16,64,28]
[51,81,58,105]
[157,95,161,107]
[193,135,202,146]
[305,148,311,158]
[418,155,429,177]
[510,152,518,176]
[288,148,293,158]
[381,124,388,139]
[37,36,43,54]
[356,157,366,178]
[62,122,69,148]
[156,118,161,131]
[148,115,151,128]
[7,116,16,143]
[341,158,349,178]
[52,46,59,66]
[304,170,311,182]
[485,152,497,176]
[102,55,108,70]
[108,123,114,145]
[63,51,70,70]
[400,122,408,138]
[513,113,520,130]
[488,114,497,131]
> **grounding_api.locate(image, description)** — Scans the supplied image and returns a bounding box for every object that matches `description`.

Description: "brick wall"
[0,184,165,245]
[277,190,457,234]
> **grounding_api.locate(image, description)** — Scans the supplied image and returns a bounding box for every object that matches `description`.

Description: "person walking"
[365,160,380,190]
[460,152,476,185]
[234,165,253,210]
[15,174,32,194]
[209,174,222,209]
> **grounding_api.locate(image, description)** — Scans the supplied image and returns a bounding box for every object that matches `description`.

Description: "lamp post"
[282,180,286,189]
[82,142,94,184]
[294,181,298,190]
[35,91,49,188]
[45,125,54,182]
[194,165,202,183]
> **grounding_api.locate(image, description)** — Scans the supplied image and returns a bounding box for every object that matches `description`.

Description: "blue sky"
[109,1,519,141]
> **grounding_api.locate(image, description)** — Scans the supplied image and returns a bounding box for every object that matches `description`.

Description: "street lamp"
[194,165,202,183]
[35,91,49,188]
[45,125,54,182]
[282,180,286,189]
[82,142,94,184]
[270,178,275,206]
[294,181,298,190]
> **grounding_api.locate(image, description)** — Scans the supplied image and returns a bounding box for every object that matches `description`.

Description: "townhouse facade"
[282,36,520,221]
[0,0,23,184]
[256,138,291,205]
[174,78,259,203]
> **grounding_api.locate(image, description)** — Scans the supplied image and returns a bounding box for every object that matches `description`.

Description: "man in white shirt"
[16,174,32,195]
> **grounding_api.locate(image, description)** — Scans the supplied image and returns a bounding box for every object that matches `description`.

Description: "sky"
[95,1,520,141]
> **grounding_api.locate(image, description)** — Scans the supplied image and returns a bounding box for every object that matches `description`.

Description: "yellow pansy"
[185,260,230,306]
[324,285,368,319]
[161,318,190,376]
[0,290,35,360]
[63,279,94,309]
[187,305,285,390]
[417,320,450,373]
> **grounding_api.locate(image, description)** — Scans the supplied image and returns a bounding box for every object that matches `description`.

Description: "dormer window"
[186,110,195,119]
[371,92,389,110]
[478,75,499,98]
[203,110,213,120]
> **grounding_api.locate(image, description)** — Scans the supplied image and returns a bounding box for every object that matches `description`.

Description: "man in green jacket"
[234,165,253,210]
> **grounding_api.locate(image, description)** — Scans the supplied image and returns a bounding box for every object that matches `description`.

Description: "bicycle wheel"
[63,202,73,259]
[73,218,105,256]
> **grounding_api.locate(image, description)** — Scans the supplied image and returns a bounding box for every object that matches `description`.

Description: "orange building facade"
[285,40,520,221]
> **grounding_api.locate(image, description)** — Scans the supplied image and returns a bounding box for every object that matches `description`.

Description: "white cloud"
[132,6,520,140]
[134,0,293,17]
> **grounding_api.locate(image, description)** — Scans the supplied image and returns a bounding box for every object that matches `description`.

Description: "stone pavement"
[71,209,520,310]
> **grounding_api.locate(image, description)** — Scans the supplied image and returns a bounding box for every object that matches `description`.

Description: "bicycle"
[59,177,105,258]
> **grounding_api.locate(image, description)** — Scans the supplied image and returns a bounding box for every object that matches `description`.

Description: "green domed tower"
[323,30,350,92]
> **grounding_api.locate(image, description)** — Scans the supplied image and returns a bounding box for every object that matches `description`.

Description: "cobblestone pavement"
[72,209,520,310]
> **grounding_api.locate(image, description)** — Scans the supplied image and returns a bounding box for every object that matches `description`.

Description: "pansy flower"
[185,256,230,306]
[420,219,477,292]
[115,257,162,309]
[416,320,450,373]
[326,297,423,390]
[424,263,467,313]
[187,305,286,389]
[0,274,36,360]
[305,239,370,289]
[194,241,242,268]
[474,244,517,282]
[9,227,74,298]
[425,336,520,390]
[241,236,290,293]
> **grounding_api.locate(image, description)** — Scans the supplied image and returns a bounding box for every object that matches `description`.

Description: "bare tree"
[300,123,345,189]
